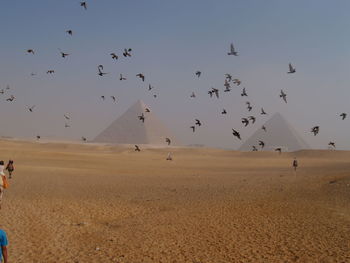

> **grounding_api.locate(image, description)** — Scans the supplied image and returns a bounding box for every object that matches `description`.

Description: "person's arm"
[2,246,7,263]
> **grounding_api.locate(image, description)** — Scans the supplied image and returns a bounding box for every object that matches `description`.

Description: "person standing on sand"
[0,229,8,263]
[0,161,5,209]
[292,158,298,172]
[5,161,14,179]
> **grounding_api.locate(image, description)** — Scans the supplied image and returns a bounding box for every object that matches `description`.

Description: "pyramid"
[239,112,310,152]
[93,100,178,145]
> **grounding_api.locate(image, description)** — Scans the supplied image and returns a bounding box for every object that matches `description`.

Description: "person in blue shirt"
[0,229,8,263]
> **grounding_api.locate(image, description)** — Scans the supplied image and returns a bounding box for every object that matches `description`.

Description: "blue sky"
[0,0,350,149]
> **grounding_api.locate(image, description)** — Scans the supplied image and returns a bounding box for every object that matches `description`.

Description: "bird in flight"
[64,114,70,120]
[262,125,267,132]
[165,138,171,145]
[26,49,35,55]
[221,109,227,115]
[275,148,282,154]
[232,129,241,140]
[36,135,41,140]
[119,74,126,81]
[58,49,70,58]
[340,113,347,120]
[80,2,87,10]
[225,74,232,82]
[111,96,116,102]
[97,65,108,76]
[287,63,296,74]
[190,126,195,132]
[138,113,145,123]
[261,108,267,115]
[47,70,55,74]
[242,118,249,127]
[195,71,201,78]
[134,145,141,152]
[123,48,132,57]
[241,88,248,97]
[311,126,319,136]
[27,105,36,112]
[110,53,118,60]
[224,79,231,91]
[328,142,336,149]
[101,96,105,101]
[258,140,265,149]
[280,90,287,103]
[148,84,154,91]
[195,119,202,126]
[136,73,145,82]
[248,116,256,124]
[246,101,252,112]
[209,88,219,98]
[145,108,151,113]
[65,123,70,128]
[252,146,258,151]
[6,95,15,102]
[227,43,238,56]
[82,137,87,142]
[190,92,196,98]
[233,79,241,86]
[66,30,73,36]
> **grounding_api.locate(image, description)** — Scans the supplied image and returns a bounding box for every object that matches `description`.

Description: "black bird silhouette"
[138,113,145,123]
[311,126,319,136]
[195,71,201,78]
[224,79,231,90]
[59,49,70,58]
[280,90,287,103]
[227,43,238,56]
[211,88,219,98]
[241,88,248,97]
[66,30,73,36]
[242,118,249,127]
[110,53,118,60]
[27,105,36,112]
[225,74,232,82]
[111,96,116,102]
[190,92,196,98]
[275,148,282,154]
[195,119,202,126]
[258,140,265,149]
[190,126,195,132]
[165,138,171,145]
[97,65,108,76]
[136,73,145,82]
[100,96,105,101]
[123,48,132,57]
[6,95,15,102]
[119,74,126,81]
[148,84,154,91]
[82,137,87,142]
[252,146,258,152]
[340,113,347,120]
[232,129,241,140]
[80,2,87,10]
[221,109,227,115]
[26,49,35,54]
[46,70,55,74]
[261,108,267,115]
[134,145,141,152]
[287,63,296,74]
[208,90,213,98]
[246,102,252,112]
[248,116,256,124]
[145,108,150,113]
[262,125,267,132]
[36,135,41,140]
[328,142,336,148]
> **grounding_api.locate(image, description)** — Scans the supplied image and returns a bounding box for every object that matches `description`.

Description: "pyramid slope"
[93,100,178,145]
[239,113,310,152]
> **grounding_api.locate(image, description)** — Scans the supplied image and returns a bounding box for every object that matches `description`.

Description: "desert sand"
[0,139,349,263]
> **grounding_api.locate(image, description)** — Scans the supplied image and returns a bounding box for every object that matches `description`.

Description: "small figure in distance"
[0,228,8,263]
[5,161,14,179]
[292,157,298,174]
[0,161,6,209]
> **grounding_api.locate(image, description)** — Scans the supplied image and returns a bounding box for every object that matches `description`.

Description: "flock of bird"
[0,1,348,153]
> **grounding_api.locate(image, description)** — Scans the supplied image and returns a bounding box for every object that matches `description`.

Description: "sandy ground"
[0,139,349,263]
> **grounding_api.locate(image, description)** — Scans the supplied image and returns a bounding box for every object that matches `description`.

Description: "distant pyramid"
[239,112,310,152]
[94,100,178,145]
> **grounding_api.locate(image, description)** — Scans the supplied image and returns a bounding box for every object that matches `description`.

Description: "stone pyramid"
[239,112,310,152]
[93,100,178,145]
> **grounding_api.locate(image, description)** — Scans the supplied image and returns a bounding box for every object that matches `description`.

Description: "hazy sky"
[1,0,350,149]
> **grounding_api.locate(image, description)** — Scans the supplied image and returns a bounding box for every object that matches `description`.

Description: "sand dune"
[0,139,349,262]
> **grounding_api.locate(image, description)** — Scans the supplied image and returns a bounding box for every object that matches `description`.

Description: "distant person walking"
[292,158,298,173]
[5,161,14,179]
[0,229,8,263]
[0,161,5,209]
